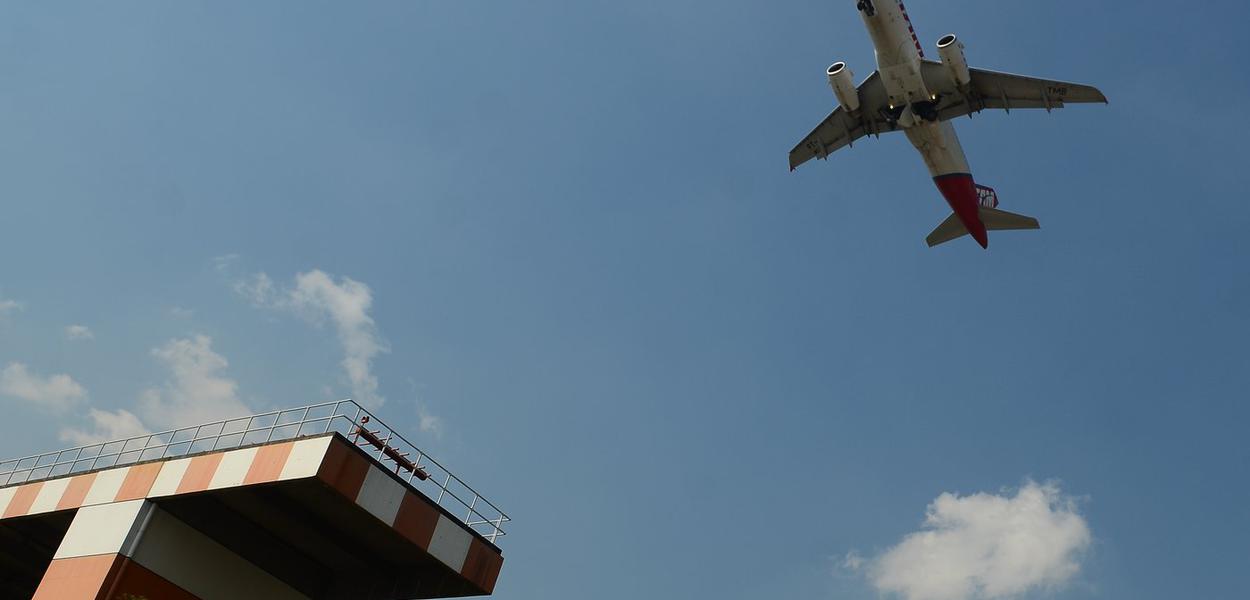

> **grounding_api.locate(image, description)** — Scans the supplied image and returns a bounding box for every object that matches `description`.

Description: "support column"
[33,499,306,600]
[33,500,196,600]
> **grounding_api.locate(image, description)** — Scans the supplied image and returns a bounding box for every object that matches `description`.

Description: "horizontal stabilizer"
[979,206,1040,231]
[926,207,1040,248]
[926,213,969,247]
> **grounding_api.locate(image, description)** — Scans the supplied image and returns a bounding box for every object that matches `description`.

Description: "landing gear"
[912,100,940,122]
[881,104,905,124]
[857,1,876,17]
[879,99,942,130]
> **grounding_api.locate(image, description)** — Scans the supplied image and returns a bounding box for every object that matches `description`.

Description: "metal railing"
[0,400,509,543]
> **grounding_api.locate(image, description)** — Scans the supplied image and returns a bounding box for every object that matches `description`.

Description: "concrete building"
[0,401,507,599]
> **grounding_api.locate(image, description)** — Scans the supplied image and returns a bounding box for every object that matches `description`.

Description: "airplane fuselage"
[861,1,929,108]
[857,0,987,247]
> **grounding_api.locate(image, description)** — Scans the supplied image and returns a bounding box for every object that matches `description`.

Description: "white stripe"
[208,447,259,490]
[356,467,405,525]
[278,436,332,481]
[427,514,473,572]
[82,467,130,506]
[54,499,150,559]
[28,477,71,515]
[148,458,192,497]
[0,486,17,516]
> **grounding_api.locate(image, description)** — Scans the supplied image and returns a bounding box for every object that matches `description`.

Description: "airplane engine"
[936,34,971,88]
[826,62,860,113]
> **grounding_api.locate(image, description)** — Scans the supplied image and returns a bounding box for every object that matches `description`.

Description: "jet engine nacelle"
[827,62,860,113]
[936,34,971,88]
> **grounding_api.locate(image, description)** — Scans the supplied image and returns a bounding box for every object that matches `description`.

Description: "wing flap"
[969,67,1108,107]
[788,109,867,170]
[920,61,1107,120]
[788,71,893,171]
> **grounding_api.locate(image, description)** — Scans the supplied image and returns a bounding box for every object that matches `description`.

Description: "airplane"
[788,0,1107,248]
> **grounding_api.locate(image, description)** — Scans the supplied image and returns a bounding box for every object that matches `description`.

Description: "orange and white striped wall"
[0,434,503,599]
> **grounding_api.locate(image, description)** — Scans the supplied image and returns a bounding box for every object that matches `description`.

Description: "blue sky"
[1,1,1248,598]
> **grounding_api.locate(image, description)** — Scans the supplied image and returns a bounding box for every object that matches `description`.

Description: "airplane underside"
[787,0,1107,249]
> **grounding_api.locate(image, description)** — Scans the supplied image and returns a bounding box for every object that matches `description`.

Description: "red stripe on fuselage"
[898,2,924,57]
[933,174,988,248]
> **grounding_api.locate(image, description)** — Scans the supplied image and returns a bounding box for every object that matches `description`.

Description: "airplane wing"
[921,61,1107,121]
[788,71,894,171]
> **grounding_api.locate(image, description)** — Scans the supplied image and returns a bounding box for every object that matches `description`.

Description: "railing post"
[70,447,85,475]
[436,473,451,505]
[378,431,393,462]
[350,403,362,437]
[491,516,504,542]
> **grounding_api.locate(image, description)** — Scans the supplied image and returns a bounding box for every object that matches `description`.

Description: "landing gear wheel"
[913,101,939,122]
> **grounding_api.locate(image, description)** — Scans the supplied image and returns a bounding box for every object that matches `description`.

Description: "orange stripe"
[480,551,503,593]
[243,441,295,484]
[32,555,200,600]
[116,462,164,501]
[317,439,369,499]
[460,539,488,590]
[176,453,226,494]
[393,493,439,547]
[460,540,504,594]
[55,473,98,511]
[3,482,43,518]
[31,554,124,600]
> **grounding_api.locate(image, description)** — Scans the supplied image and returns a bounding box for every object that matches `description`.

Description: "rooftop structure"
[0,400,508,599]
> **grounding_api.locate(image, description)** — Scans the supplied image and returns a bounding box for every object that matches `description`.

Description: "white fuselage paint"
[858,1,969,177]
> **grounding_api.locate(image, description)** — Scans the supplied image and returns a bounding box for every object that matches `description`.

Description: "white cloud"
[0,362,87,412]
[60,408,149,445]
[56,335,253,443]
[0,298,21,318]
[841,551,865,572]
[212,253,241,273]
[136,335,253,430]
[238,270,388,408]
[417,405,444,438]
[863,480,1091,600]
[234,272,275,305]
[65,324,94,340]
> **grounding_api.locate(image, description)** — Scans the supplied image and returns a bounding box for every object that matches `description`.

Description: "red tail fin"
[933,174,989,248]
